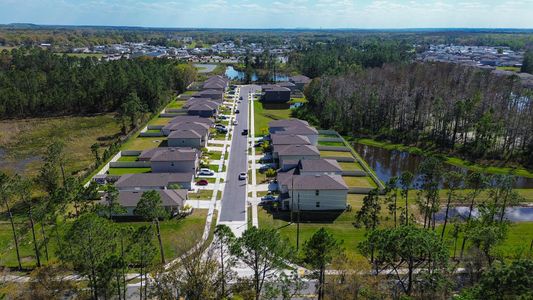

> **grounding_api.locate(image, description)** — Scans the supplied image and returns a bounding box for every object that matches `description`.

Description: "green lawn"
[188,189,213,199]
[259,194,533,259]
[148,118,171,126]
[289,97,307,103]
[318,141,345,147]
[496,66,521,72]
[342,176,376,188]
[0,114,121,177]
[121,137,167,151]
[320,150,355,158]
[204,151,222,160]
[167,101,185,109]
[117,156,138,162]
[254,101,292,136]
[0,210,207,268]
[107,167,151,175]
[338,162,363,171]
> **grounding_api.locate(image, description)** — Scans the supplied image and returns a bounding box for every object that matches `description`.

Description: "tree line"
[297,62,533,168]
[0,47,196,119]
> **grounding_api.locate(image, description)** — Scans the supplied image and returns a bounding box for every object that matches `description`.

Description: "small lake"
[434,206,533,222]
[353,143,533,189]
[225,66,288,82]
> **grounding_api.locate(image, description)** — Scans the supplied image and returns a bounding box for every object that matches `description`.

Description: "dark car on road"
[235,109,240,114]
[242,129,248,136]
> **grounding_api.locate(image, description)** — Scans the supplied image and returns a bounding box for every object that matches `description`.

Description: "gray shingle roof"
[115,173,194,188]
[277,126,319,135]
[275,144,320,156]
[289,75,311,84]
[292,174,348,190]
[114,190,188,208]
[299,159,342,173]
[270,134,310,145]
[163,121,210,134]
[139,147,198,162]
[168,129,203,139]
[168,115,214,125]
[269,118,309,128]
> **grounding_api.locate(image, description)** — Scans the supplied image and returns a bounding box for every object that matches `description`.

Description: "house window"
[315,190,319,196]
[316,202,320,208]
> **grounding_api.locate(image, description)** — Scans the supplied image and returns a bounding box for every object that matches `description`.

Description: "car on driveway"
[215,124,226,129]
[196,179,209,186]
[233,120,238,125]
[238,172,247,180]
[198,168,215,176]
[261,195,277,201]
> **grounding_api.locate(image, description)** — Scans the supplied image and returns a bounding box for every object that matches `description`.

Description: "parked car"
[238,172,247,180]
[217,128,228,133]
[215,124,226,129]
[218,115,227,120]
[235,109,240,114]
[198,168,215,176]
[261,195,277,201]
[233,120,238,125]
[196,179,209,186]
[242,129,248,135]
[239,96,243,100]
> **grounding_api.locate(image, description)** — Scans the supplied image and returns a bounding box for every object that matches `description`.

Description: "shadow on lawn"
[262,205,344,224]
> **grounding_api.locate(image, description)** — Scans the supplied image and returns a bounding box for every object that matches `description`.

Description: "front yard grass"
[188,189,213,199]
[254,101,292,136]
[148,117,172,126]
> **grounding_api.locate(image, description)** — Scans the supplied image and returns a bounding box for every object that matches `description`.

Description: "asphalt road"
[218,85,251,222]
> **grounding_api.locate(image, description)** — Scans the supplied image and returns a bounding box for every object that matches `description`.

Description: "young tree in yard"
[0,172,22,270]
[399,171,414,225]
[231,227,294,300]
[264,168,277,179]
[214,224,236,299]
[90,142,100,164]
[384,176,399,227]
[60,213,118,300]
[100,184,125,219]
[304,228,342,300]
[441,171,464,240]
[358,226,450,297]
[134,190,169,265]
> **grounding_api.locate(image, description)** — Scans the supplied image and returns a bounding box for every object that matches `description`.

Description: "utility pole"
[296,193,301,251]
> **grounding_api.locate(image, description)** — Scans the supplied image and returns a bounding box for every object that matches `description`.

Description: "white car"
[238,172,247,180]
[198,168,215,176]
[233,120,238,125]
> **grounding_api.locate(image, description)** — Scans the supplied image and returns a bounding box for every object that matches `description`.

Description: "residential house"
[289,75,311,91]
[277,81,297,92]
[274,144,320,169]
[269,119,319,145]
[192,90,224,101]
[202,75,229,91]
[139,147,199,173]
[187,101,219,117]
[168,129,206,148]
[261,85,291,103]
[102,190,188,217]
[115,172,195,190]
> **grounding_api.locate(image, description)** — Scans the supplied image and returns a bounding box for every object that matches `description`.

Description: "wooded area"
[299,62,533,168]
[0,47,196,118]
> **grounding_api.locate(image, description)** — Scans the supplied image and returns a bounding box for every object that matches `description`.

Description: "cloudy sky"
[1,0,532,28]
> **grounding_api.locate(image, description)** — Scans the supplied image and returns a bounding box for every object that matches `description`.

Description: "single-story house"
[202,75,229,91]
[274,144,320,169]
[261,85,291,103]
[192,90,224,101]
[278,173,348,211]
[184,97,223,109]
[269,119,319,145]
[168,115,214,126]
[277,81,297,92]
[162,121,210,137]
[168,129,206,148]
[289,75,311,91]
[101,189,188,217]
[270,133,311,146]
[268,119,310,134]
[139,147,199,173]
[187,102,219,117]
[115,172,195,190]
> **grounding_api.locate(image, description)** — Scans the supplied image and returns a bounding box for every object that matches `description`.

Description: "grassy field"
[259,194,533,258]
[0,210,207,269]
[254,101,292,136]
[0,114,121,177]
[343,176,376,188]
[166,100,186,109]
[117,156,138,162]
[121,137,167,151]
[148,117,172,126]
[320,150,355,158]
[338,161,363,171]
[107,167,151,175]
[318,141,345,147]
